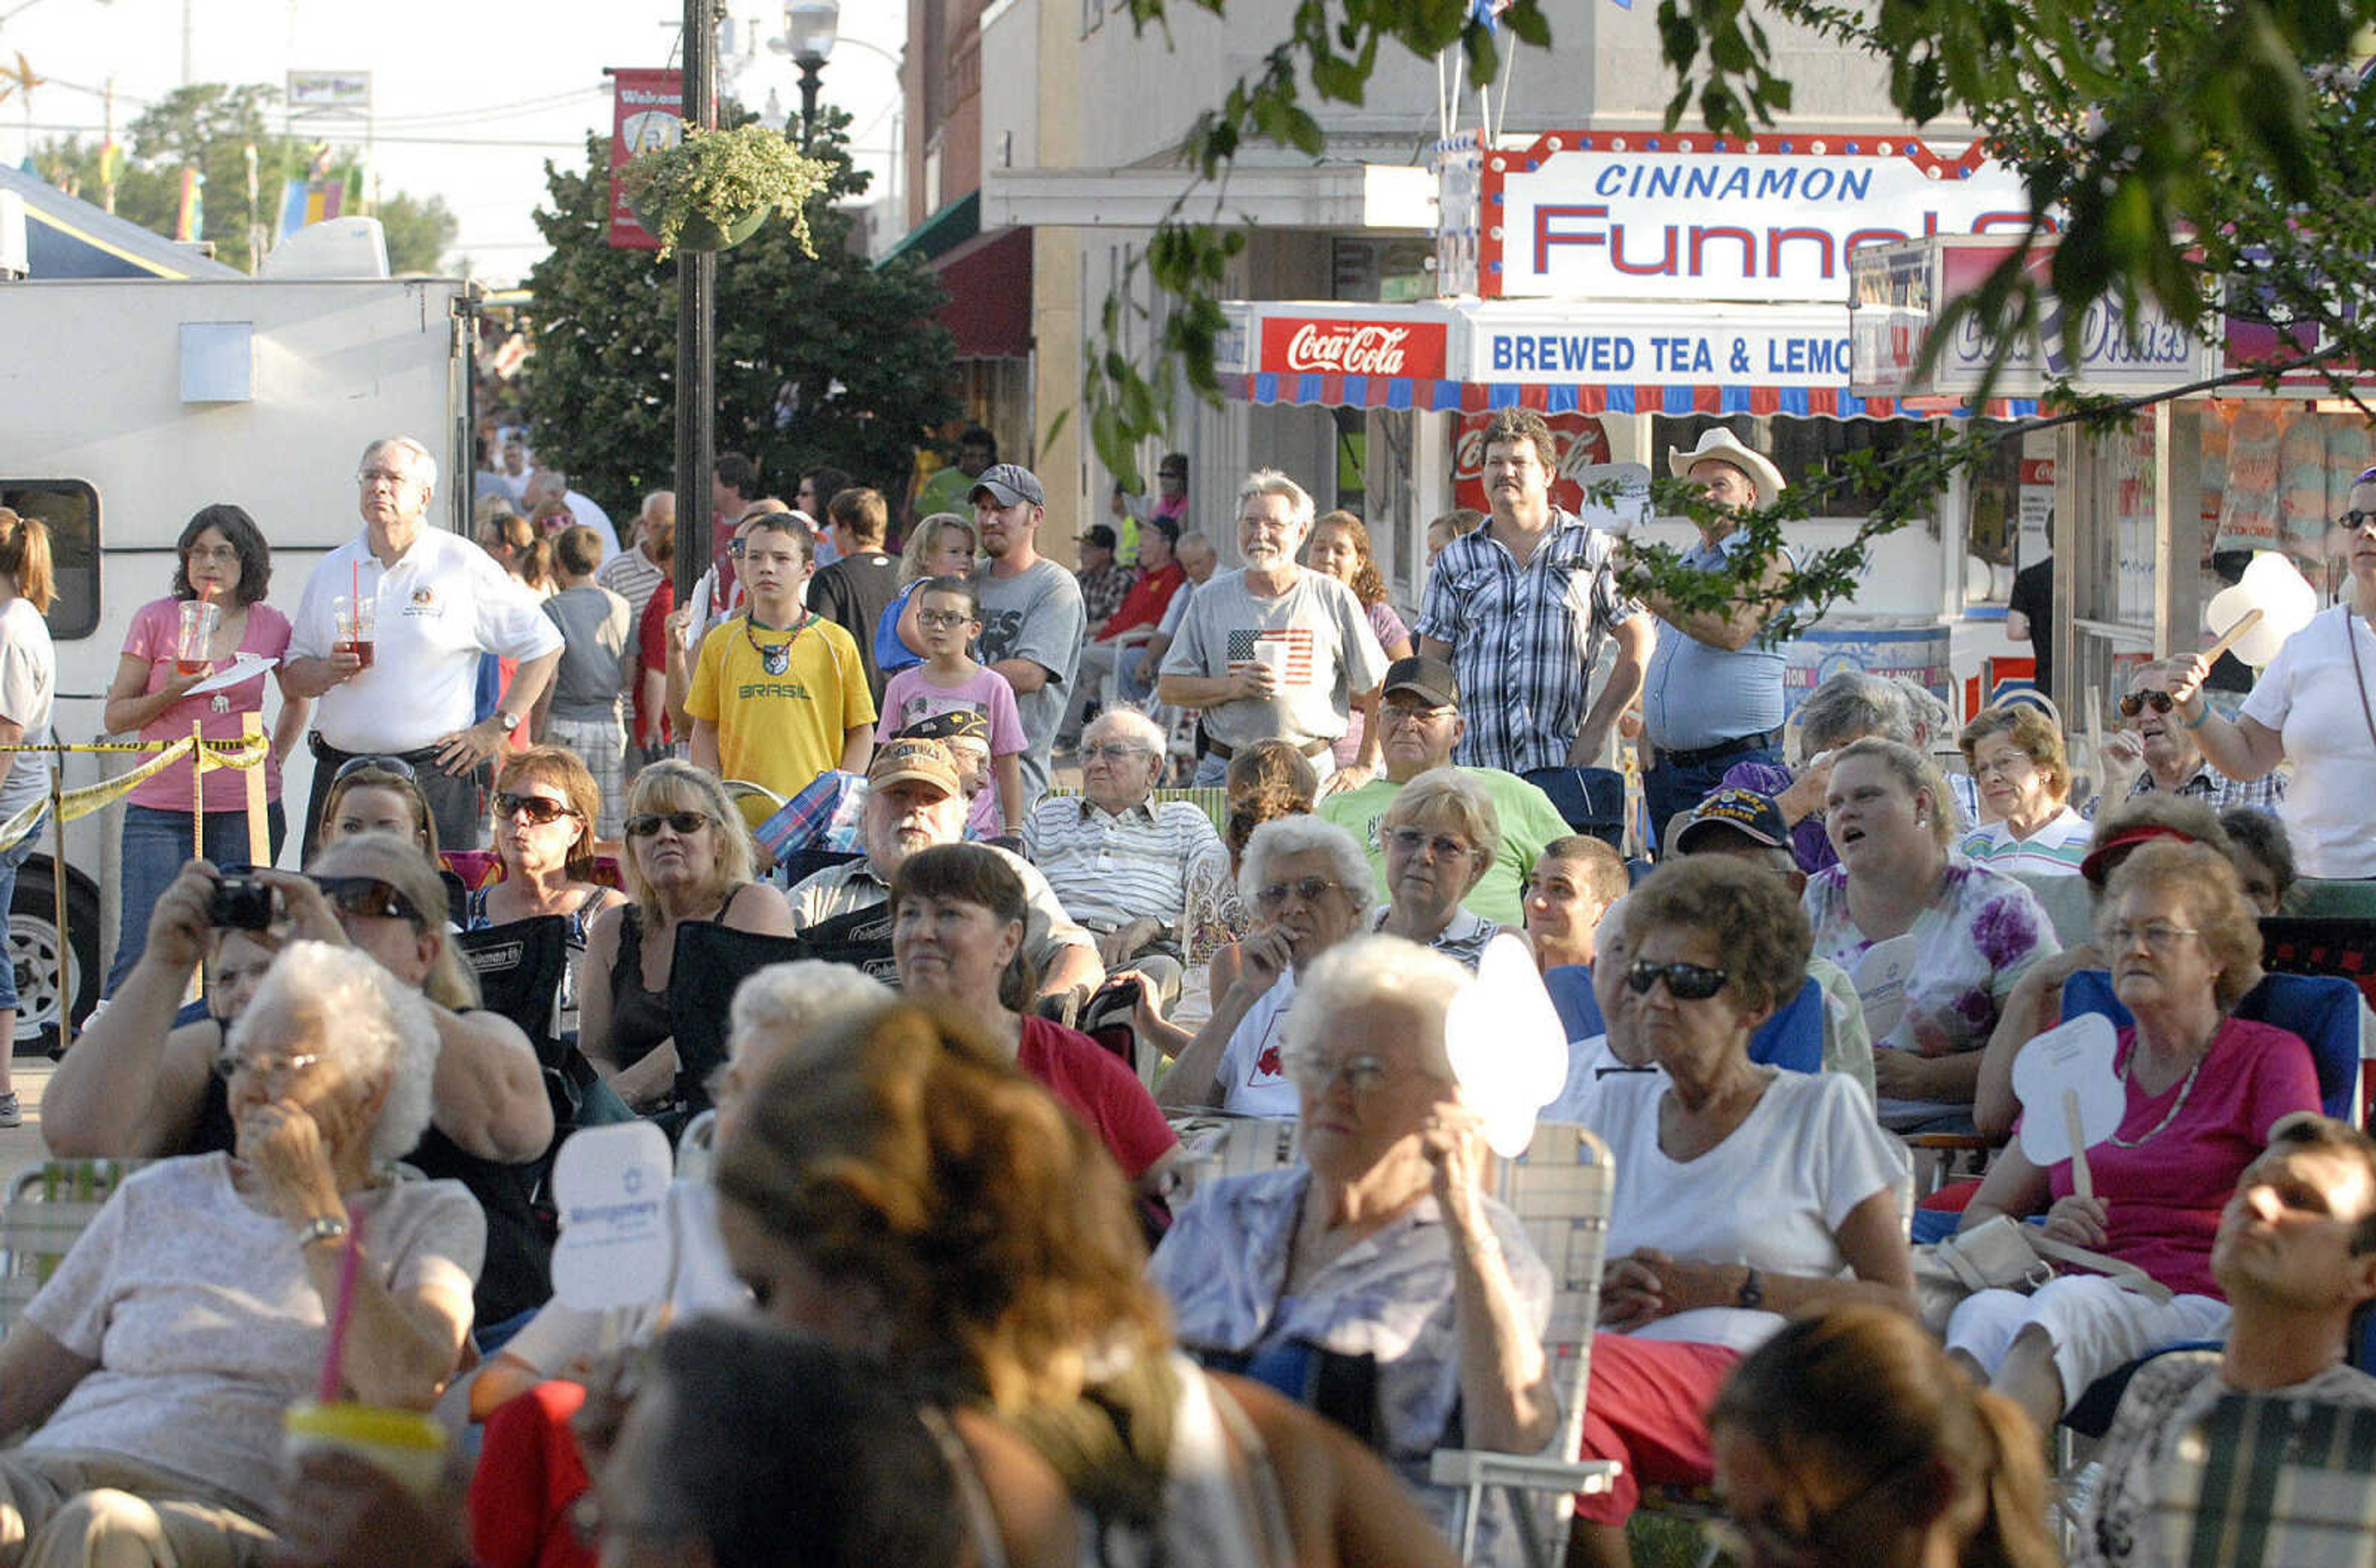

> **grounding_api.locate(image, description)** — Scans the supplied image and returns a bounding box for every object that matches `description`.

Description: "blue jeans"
[0,821,41,1014]
[108,801,287,997]
[1643,744,1782,857]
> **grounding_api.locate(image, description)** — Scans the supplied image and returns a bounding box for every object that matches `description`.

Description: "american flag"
[1226,628,1315,687]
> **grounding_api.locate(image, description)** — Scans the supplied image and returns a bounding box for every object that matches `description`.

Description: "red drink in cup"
[174,600,220,676]
[334,594,377,671]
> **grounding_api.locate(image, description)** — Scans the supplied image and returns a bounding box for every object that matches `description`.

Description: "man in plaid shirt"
[2098,659,2286,819]
[1416,407,1653,783]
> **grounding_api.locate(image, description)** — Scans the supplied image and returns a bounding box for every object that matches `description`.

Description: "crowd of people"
[0,413,2368,1568]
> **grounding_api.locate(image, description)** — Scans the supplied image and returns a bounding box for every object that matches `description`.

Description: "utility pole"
[673,0,720,618]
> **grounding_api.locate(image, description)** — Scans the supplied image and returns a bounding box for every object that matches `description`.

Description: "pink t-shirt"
[1017,1014,1179,1180]
[2042,1018,2320,1298]
[879,663,1028,757]
[121,597,292,812]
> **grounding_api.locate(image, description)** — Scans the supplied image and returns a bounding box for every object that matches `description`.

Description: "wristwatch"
[1736,1266,1765,1311]
[494,710,523,735]
[298,1215,351,1249]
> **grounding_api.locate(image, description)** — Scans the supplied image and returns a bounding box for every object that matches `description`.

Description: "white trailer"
[0,275,475,1048]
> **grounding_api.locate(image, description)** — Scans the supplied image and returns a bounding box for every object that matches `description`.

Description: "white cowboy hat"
[1667,428,1787,504]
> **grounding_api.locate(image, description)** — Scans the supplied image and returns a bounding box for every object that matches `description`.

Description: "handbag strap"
[2345,606,2376,757]
[2026,1231,2177,1304]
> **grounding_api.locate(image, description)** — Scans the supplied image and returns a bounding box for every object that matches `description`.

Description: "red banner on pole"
[607,67,683,251]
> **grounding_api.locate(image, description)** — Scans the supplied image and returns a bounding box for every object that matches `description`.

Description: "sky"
[0,0,908,283]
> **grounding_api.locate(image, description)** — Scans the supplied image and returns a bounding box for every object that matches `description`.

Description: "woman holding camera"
[102,505,308,996]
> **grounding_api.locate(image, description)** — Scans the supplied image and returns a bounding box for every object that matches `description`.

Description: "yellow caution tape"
[0,733,272,855]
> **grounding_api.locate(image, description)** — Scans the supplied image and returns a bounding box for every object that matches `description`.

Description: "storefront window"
[0,482,98,640]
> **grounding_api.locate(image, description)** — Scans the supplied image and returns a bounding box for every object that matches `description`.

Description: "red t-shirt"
[2042,1017,2320,1298]
[634,581,676,744]
[1017,1014,1179,1180]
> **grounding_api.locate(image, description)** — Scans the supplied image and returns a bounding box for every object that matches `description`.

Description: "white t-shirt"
[0,596,56,821]
[2239,605,2376,878]
[1215,968,1301,1116]
[25,1155,483,1515]
[1593,1067,1906,1352]
[290,528,564,754]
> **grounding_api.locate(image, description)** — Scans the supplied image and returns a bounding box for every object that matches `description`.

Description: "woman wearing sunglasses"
[578,760,794,1116]
[1708,1306,2057,1568]
[1566,857,1913,1568]
[467,747,627,1041]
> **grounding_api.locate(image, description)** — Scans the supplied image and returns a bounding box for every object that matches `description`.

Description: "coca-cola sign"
[1260,316,1449,379]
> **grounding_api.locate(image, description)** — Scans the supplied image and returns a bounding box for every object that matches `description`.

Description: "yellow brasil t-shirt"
[686,611,877,798]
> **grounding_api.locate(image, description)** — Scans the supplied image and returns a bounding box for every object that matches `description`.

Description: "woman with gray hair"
[0,941,483,1568]
[1147,816,1374,1115]
[1152,934,1557,1565]
[1374,767,1502,968]
[1723,670,1916,874]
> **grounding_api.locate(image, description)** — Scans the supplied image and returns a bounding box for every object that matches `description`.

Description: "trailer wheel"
[10,869,100,1056]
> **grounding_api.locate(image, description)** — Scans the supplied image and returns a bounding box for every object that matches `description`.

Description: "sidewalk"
[0,1058,54,1174]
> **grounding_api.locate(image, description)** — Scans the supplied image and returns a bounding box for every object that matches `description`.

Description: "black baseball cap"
[1077,523,1118,550]
[1381,655,1459,709]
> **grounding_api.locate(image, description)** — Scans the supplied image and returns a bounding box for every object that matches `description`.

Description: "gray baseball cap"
[969,463,1046,509]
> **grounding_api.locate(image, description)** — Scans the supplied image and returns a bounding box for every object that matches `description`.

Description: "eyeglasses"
[2119,689,2176,718]
[332,755,418,785]
[1081,743,1153,763]
[1254,876,1343,912]
[212,1050,324,1085]
[1971,752,2038,780]
[1283,1050,1397,1094]
[186,543,241,562]
[1380,703,1455,727]
[627,810,715,838]
[1709,1455,1929,1568]
[356,469,416,490]
[1626,960,1730,1001]
[2340,509,2376,533]
[1384,826,1474,861]
[309,875,426,928]
[494,792,574,826]
[2106,921,2200,950]
[915,609,975,629]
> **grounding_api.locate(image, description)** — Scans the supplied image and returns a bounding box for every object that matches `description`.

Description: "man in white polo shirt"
[285,435,564,856]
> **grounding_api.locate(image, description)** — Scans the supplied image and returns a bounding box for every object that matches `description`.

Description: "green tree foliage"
[1090,0,2376,624]
[519,107,959,517]
[25,82,458,274]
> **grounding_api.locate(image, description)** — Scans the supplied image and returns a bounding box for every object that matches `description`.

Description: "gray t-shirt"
[1160,569,1388,751]
[0,597,54,822]
[25,1154,484,1517]
[541,583,634,722]
[971,558,1084,804]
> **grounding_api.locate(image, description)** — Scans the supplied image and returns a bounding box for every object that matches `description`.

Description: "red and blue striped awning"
[1225,371,2035,421]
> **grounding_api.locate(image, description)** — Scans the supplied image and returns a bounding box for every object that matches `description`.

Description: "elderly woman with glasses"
[577,760,795,1116]
[465,746,627,1041]
[0,941,481,1568]
[1943,841,2320,1436]
[1958,705,2091,876]
[1373,767,1502,969]
[1153,935,1556,1564]
[1145,816,1374,1116]
[1564,858,1913,1568]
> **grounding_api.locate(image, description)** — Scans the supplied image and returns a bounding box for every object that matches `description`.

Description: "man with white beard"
[1156,470,1388,792]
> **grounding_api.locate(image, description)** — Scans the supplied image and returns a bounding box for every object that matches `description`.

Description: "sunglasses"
[2118,689,2175,718]
[494,791,574,826]
[309,874,426,928]
[333,754,418,785]
[1254,876,1343,912]
[1626,959,1729,1001]
[626,810,715,838]
[2339,509,2376,532]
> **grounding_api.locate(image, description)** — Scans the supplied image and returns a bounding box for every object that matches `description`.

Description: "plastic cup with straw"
[282,1208,449,1496]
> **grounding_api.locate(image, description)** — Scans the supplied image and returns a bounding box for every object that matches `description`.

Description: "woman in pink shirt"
[101,506,306,993]
[1943,840,2320,1434]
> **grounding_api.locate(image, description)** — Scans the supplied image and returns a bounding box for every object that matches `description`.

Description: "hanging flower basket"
[619,123,832,261]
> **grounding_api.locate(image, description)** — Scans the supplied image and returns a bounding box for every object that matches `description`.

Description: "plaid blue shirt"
[2120,760,2286,817]
[1415,509,1637,775]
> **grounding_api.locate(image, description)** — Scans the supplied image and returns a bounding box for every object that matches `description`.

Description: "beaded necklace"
[2107,1030,2215,1148]
[744,611,813,676]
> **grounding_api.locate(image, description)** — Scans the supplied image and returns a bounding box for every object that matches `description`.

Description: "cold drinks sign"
[1435,131,2034,303]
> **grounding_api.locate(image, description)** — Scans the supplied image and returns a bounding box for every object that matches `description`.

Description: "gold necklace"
[2108,1035,2212,1148]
